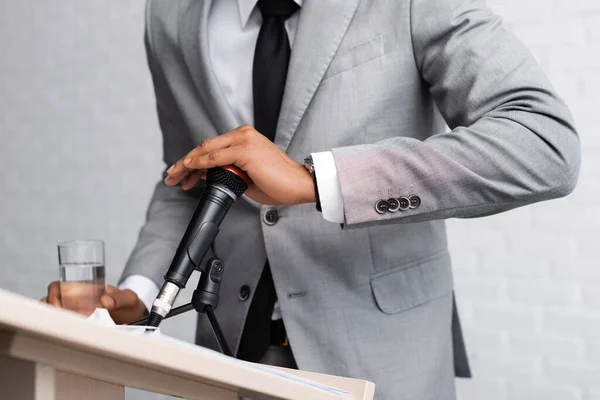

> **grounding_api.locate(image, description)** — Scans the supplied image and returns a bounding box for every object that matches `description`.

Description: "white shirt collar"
[237,0,303,29]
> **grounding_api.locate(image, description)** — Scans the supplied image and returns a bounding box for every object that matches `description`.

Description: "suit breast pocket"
[370,251,453,315]
[322,34,385,80]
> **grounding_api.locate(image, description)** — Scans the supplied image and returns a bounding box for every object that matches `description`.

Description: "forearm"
[333,114,579,227]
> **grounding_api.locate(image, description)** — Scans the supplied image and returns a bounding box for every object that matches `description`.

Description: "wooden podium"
[0,289,375,400]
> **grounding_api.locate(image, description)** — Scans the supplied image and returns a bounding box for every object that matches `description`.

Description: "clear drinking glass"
[58,240,106,316]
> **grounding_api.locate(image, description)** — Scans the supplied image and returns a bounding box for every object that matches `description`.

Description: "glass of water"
[58,240,106,316]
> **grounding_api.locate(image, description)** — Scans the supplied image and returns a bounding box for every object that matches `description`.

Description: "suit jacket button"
[263,209,279,226]
[375,200,389,214]
[409,195,421,209]
[239,285,251,301]
[398,197,410,211]
[387,198,400,212]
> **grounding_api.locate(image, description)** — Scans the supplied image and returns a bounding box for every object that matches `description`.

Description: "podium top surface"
[0,289,374,400]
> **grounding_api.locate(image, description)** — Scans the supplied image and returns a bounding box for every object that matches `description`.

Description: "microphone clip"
[192,257,223,313]
[130,255,232,356]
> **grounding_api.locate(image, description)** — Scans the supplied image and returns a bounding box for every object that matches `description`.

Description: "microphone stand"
[130,257,233,357]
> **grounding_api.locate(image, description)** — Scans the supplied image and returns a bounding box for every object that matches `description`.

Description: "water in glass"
[59,262,106,315]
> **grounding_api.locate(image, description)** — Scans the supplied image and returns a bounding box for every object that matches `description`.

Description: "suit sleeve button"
[375,200,389,214]
[387,198,400,212]
[409,195,421,209]
[398,197,410,211]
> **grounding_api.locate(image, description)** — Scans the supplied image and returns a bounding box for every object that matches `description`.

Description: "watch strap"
[312,168,322,212]
[304,156,322,212]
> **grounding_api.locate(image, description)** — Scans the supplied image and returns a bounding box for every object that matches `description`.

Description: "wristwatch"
[303,156,322,212]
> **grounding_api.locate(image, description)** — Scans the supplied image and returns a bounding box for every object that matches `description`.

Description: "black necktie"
[237,0,299,363]
[252,0,299,141]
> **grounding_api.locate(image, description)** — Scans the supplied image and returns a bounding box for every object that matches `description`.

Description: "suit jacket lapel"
[276,0,361,152]
[179,0,237,136]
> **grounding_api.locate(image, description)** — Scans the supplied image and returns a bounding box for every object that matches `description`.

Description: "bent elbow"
[544,125,581,198]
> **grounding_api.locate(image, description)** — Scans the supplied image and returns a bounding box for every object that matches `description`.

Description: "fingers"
[47,281,62,307]
[164,159,191,186]
[185,133,238,160]
[164,126,258,187]
[166,147,243,186]
[185,146,241,170]
[166,131,239,183]
[181,169,207,190]
[101,287,140,311]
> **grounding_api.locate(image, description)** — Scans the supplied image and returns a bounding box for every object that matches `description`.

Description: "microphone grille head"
[207,167,248,198]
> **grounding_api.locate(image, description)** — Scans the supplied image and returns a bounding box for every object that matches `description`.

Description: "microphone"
[146,166,250,328]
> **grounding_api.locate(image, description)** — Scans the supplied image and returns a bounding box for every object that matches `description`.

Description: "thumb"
[100,287,116,310]
[101,286,139,310]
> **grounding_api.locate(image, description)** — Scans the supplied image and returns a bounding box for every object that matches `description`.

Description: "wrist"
[297,164,317,204]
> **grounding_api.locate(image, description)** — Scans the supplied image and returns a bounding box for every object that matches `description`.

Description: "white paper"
[87,308,115,326]
[86,309,348,396]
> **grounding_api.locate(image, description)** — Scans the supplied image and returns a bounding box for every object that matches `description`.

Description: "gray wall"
[0,2,194,399]
[0,0,157,297]
[2,1,599,400]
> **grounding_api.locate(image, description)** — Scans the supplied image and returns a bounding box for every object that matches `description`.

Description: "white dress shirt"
[121,0,345,313]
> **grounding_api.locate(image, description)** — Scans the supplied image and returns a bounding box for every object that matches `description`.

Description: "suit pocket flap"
[370,251,453,314]
[323,34,385,80]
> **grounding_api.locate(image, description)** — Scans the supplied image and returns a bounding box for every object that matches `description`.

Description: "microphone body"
[147,167,249,327]
[165,184,234,285]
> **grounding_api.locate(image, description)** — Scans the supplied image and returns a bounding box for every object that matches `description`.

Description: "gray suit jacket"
[122,0,580,399]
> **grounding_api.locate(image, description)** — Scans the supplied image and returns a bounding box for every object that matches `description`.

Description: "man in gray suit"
[44,0,580,398]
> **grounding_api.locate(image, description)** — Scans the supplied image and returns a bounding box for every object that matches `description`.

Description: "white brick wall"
[453,1,600,398]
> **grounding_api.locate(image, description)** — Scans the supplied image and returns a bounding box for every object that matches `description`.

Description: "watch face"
[303,156,315,173]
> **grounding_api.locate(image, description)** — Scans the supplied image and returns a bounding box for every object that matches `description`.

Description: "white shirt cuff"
[312,151,345,223]
[119,275,160,312]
